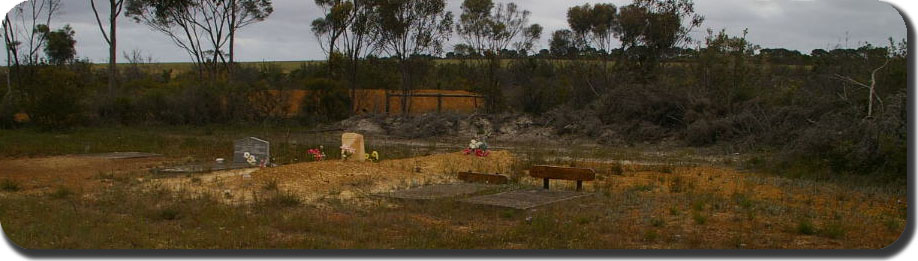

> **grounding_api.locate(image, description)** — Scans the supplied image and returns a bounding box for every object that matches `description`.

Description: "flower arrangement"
[365,151,380,162]
[462,139,490,157]
[307,146,326,161]
[340,144,356,160]
[243,152,258,166]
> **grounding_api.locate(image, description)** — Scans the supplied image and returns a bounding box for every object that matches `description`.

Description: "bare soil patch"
[0,155,165,193]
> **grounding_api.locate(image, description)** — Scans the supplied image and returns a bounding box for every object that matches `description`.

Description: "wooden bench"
[458,172,509,184]
[529,165,596,191]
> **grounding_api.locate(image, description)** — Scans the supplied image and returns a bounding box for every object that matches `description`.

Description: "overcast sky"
[0,0,908,63]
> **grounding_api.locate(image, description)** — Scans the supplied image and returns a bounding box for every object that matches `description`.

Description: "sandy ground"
[0,155,166,194]
[179,150,516,206]
[0,150,906,249]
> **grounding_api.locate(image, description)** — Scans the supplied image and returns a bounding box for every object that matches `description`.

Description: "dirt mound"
[336,113,561,144]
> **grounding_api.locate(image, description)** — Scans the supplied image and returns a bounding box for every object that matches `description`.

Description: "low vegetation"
[0,133,907,249]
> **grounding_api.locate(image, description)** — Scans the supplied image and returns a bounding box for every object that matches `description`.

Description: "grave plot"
[158,136,272,174]
[77,152,161,159]
[144,148,514,206]
[156,162,257,174]
[460,189,594,209]
[233,137,270,166]
[246,150,514,205]
[460,165,597,209]
[382,183,497,200]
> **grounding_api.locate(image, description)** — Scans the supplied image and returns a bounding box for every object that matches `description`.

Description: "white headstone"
[341,133,366,162]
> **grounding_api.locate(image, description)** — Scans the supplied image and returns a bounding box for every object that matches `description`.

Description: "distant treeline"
[0,0,908,182]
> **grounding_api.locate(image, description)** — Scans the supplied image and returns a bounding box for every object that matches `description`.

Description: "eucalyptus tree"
[549,29,575,58]
[125,0,272,77]
[1,15,17,118]
[565,4,591,51]
[312,0,379,109]
[565,3,618,89]
[2,0,60,119]
[588,3,618,56]
[372,0,453,116]
[312,0,352,63]
[39,24,76,65]
[228,0,273,65]
[456,0,540,112]
[90,0,125,95]
[4,0,61,66]
[615,0,703,77]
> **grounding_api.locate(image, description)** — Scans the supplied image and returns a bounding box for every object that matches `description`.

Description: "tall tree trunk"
[108,4,117,97]
[229,0,236,72]
[401,60,411,117]
[486,54,502,113]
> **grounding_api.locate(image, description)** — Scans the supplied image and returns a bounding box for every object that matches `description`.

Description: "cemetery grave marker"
[234,137,270,166]
[341,133,366,162]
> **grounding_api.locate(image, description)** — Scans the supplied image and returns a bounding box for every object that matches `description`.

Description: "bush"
[22,67,88,129]
[262,192,302,208]
[262,179,279,191]
[1,179,21,192]
[158,208,181,221]
[692,212,707,225]
[50,186,73,199]
[299,78,352,124]
[796,219,816,235]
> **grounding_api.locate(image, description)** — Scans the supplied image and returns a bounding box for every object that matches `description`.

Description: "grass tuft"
[797,219,816,235]
[1,179,21,192]
[50,186,73,199]
[263,192,301,208]
[692,212,707,225]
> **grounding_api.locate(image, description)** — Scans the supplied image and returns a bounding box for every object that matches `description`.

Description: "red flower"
[307,148,325,161]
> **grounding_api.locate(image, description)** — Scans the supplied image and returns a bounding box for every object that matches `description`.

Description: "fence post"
[437,93,442,113]
[385,92,390,115]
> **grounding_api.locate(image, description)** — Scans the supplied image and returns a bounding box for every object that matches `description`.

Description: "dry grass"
[0,144,905,249]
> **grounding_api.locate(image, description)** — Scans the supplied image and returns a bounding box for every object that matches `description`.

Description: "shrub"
[692,212,707,225]
[1,179,21,192]
[299,78,352,124]
[796,219,816,235]
[22,67,88,129]
[158,208,181,221]
[263,192,301,208]
[50,186,73,199]
[819,222,846,239]
[262,179,279,191]
[650,217,665,227]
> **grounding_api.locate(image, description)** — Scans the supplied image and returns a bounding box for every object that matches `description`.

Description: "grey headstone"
[233,137,270,166]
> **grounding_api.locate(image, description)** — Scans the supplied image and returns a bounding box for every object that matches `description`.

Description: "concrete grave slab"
[78,152,162,159]
[156,162,257,174]
[458,172,509,184]
[383,183,497,200]
[461,189,594,209]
